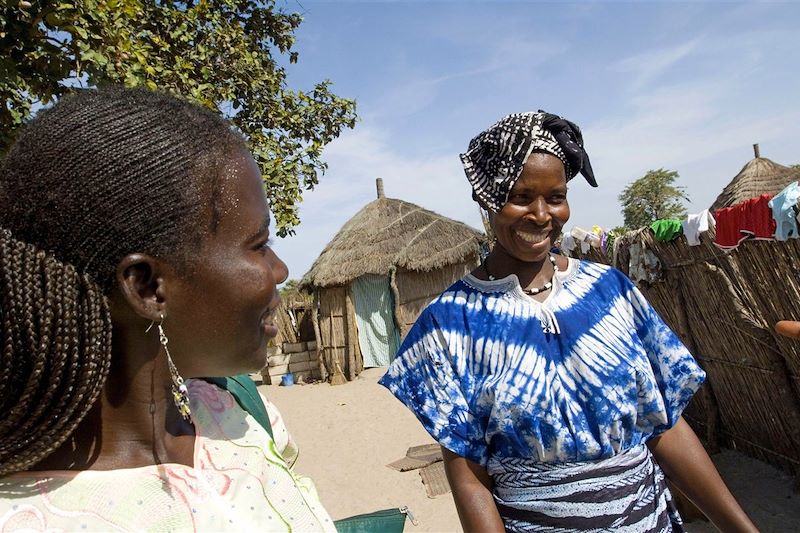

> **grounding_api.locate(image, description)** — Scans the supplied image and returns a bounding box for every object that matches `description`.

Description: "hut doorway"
[351,274,400,367]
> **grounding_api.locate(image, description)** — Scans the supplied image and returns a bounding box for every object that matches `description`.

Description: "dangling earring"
[146,314,191,420]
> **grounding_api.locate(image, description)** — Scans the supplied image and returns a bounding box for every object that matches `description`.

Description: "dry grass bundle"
[710,148,799,211]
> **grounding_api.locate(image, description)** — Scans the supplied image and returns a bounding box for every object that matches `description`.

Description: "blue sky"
[272,0,800,281]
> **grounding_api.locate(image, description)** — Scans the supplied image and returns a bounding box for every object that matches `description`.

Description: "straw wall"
[583,230,800,477]
[393,261,477,337]
[314,286,363,381]
[274,300,315,346]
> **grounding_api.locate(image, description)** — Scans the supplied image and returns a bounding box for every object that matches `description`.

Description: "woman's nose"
[271,252,289,285]
[525,198,551,224]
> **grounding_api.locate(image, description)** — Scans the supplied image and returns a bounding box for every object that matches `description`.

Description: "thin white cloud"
[369,35,567,121]
[616,39,699,91]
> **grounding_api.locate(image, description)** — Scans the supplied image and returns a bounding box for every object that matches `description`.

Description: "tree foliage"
[1,0,357,236]
[279,278,301,295]
[618,168,689,230]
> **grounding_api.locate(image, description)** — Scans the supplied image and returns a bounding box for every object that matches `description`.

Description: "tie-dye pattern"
[379,259,705,467]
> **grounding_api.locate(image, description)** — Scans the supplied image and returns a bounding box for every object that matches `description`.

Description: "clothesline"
[564,181,800,286]
[562,180,800,260]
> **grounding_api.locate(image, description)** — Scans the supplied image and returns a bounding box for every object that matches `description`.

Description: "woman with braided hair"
[380,112,756,532]
[0,88,335,531]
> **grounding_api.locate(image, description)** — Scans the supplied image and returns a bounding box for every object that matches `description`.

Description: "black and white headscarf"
[460,111,597,213]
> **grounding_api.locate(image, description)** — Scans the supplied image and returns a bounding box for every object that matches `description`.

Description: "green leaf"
[72,25,88,40]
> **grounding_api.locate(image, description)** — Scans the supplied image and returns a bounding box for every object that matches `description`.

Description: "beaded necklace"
[482,254,559,296]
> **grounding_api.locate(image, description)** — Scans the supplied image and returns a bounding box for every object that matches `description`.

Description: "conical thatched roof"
[302,193,485,289]
[710,145,799,211]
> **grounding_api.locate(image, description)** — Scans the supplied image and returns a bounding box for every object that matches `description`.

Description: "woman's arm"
[441,447,504,533]
[647,417,758,532]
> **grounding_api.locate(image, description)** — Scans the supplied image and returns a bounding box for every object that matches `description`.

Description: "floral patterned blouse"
[0,379,334,532]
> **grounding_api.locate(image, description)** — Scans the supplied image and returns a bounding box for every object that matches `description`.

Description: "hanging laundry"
[571,226,591,242]
[591,225,607,252]
[650,219,683,241]
[769,182,800,241]
[740,194,776,238]
[605,231,619,259]
[570,227,599,254]
[714,205,746,249]
[628,241,662,285]
[714,194,776,249]
[560,233,577,254]
[682,209,715,246]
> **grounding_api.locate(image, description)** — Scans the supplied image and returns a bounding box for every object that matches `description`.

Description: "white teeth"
[516,230,549,243]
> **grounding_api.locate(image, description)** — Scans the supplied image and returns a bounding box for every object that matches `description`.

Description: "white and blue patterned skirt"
[489,445,684,532]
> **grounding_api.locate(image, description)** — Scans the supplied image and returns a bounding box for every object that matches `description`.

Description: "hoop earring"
[147,314,191,420]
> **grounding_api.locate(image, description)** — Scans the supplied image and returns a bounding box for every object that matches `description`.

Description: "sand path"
[260,368,799,532]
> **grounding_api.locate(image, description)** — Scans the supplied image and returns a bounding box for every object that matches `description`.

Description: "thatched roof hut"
[302,178,485,383]
[710,144,799,211]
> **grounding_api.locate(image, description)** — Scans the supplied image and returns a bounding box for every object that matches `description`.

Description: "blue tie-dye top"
[379,259,705,467]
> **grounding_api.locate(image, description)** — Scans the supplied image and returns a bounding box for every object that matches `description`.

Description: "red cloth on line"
[714,206,744,248]
[714,194,776,249]
[740,194,776,238]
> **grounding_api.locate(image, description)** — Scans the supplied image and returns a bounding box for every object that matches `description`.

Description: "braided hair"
[0,88,247,476]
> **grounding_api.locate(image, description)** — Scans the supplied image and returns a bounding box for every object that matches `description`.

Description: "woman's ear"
[115,254,168,322]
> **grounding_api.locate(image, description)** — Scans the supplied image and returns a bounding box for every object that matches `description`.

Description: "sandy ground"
[260,368,800,533]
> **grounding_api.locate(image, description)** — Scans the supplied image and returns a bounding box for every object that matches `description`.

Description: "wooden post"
[311,291,328,382]
[753,143,760,158]
[329,288,347,385]
[389,268,404,341]
[345,286,358,380]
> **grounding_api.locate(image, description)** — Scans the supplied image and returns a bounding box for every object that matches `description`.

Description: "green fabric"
[650,219,683,241]
[203,375,273,440]
[334,508,407,533]
[351,274,400,367]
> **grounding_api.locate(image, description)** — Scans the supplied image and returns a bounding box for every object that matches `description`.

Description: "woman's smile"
[514,228,552,244]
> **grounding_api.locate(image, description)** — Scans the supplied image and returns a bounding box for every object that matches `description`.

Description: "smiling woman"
[380,111,757,532]
[0,88,333,531]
